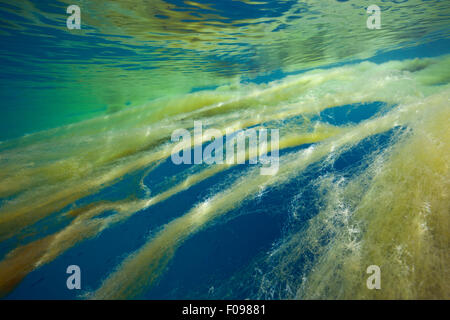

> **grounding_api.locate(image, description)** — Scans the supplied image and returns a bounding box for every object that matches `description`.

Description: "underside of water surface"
[0,0,449,300]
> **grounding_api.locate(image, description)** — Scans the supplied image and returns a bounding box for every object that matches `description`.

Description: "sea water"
[0,0,448,299]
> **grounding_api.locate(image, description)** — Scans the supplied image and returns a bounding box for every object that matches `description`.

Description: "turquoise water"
[0,0,449,299]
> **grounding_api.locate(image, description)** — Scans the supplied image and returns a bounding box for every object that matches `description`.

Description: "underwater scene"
[0,0,449,300]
